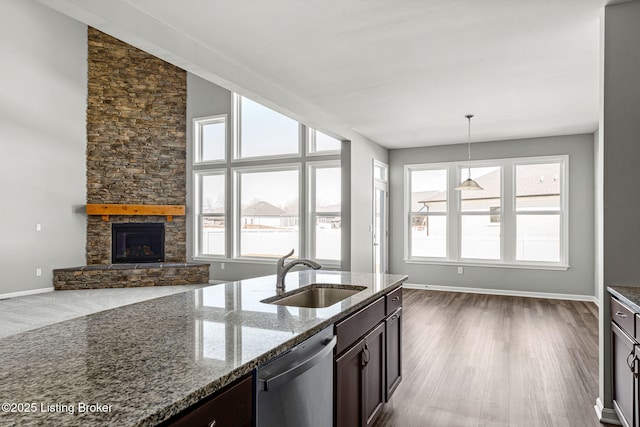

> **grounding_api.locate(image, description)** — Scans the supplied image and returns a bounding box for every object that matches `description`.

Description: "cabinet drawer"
[164,375,252,427]
[611,297,635,337]
[335,297,385,355]
[386,287,402,315]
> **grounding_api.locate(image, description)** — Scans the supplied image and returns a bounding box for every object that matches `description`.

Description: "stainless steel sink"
[263,284,366,308]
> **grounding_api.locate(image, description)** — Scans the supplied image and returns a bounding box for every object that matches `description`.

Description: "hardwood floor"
[373,289,613,427]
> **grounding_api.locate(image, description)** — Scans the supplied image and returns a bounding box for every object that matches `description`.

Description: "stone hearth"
[53,263,209,290]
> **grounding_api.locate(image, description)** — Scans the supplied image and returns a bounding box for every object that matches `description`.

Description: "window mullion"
[502,161,514,263]
[448,165,459,261]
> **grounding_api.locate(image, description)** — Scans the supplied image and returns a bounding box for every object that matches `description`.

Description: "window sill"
[403,259,570,271]
[193,255,340,269]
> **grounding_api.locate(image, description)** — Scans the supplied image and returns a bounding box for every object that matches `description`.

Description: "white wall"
[0,0,87,296]
[389,134,595,298]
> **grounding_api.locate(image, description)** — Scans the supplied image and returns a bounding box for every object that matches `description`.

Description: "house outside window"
[405,155,568,269]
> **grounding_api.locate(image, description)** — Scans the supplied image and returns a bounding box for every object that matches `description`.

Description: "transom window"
[405,155,568,269]
[194,115,226,163]
[308,128,341,154]
[234,95,300,159]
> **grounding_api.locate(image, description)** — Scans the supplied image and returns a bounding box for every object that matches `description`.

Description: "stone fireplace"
[53,27,209,290]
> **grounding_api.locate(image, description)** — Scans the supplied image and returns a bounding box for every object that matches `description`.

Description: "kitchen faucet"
[276,249,322,291]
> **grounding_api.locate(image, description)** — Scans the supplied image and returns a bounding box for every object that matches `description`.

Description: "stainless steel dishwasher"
[255,325,336,427]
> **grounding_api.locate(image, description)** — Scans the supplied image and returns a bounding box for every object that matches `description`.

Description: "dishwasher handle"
[260,336,337,392]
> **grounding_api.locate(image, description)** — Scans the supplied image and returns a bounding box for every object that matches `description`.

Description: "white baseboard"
[0,287,54,300]
[403,283,598,303]
[208,279,227,285]
[594,397,621,425]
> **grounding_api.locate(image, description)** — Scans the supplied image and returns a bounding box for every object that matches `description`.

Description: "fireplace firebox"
[112,223,165,264]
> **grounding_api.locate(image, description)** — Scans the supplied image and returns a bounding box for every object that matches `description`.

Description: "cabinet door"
[385,308,402,401]
[164,375,252,427]
[612,322,635,427]
[364,322,386,427]
[336,338,365,427]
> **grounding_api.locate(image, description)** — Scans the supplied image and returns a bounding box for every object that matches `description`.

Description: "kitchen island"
[0,270,407,426]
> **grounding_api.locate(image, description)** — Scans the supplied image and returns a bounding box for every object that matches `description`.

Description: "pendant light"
[454,114,484,191]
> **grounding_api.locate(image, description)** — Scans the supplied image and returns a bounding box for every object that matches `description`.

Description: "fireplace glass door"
[112,223,165,264]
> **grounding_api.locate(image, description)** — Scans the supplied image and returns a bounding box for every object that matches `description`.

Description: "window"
[196,172,226,256]
[235,95,300,159]
[408,168,448,258]
[405,156,568,269]
[515,161,562,263]
[309,162,341,261]
[193,93,343,266]
[459,166,501,260]
[236,167,300,258]
[308,128,341,154]
[194,115,226,163]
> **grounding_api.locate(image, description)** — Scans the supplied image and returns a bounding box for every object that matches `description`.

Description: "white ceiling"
[41,0,606,148]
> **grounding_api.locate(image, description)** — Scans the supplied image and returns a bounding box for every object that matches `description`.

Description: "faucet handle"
[277,249,295,269]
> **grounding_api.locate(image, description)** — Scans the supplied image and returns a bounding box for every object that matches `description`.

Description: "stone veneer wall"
[86,27,187,265]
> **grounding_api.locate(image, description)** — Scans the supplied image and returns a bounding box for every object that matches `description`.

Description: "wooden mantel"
[86,204,185,222]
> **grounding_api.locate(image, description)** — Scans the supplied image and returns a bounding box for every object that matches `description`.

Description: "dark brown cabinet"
[611,295,639,427]
[335,287,403,427]
[162,375,252,427]
[385,307,402,401]
[335,322,385,427]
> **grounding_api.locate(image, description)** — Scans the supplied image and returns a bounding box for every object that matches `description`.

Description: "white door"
[373,161,389,274]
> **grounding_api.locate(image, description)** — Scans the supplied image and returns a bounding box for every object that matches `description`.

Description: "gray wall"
[350,138,389,273]
[389,134,595,297]
[599,0,640,419]
[0,1,87,296]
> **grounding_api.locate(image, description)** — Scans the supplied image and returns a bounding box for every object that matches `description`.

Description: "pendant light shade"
[455,177,484,191]
[455,114,484,191]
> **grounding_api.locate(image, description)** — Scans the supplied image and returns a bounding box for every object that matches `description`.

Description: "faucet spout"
[276,249,321,292]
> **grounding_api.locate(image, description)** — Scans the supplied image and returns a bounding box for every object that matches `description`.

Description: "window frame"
[194,169,227,258]
[511,157,569,267]
[232,94,302,162]
[307,127,342,156]
[456,162,503,263]
[232,163,303,261]
[307,160,342,267]
[193,114,227,165]
[404,155,569,270]
[404,164,450,260]
[192,93,344,266]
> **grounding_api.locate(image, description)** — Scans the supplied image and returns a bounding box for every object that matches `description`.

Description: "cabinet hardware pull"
[616,311,627,318]
[390,315,398,321]
[392,296,400,301]
[627,351,635,372]
[361,345,371,367]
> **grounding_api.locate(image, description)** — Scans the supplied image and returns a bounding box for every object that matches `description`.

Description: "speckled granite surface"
[608,285,640,312]
[0,271,406,426]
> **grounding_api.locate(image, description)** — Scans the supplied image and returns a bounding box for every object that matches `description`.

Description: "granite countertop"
[608,285,640,312]
[0,270,407,426]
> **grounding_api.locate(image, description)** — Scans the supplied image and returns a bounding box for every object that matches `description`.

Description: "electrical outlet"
[457,267,464,275]
[220,263,225,270]
[36,223,41,232]
[36,268,42,277]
